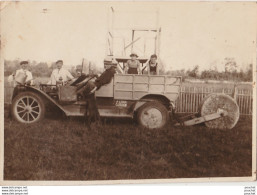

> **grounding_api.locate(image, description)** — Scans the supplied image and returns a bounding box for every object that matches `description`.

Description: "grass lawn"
[4,108,252,180]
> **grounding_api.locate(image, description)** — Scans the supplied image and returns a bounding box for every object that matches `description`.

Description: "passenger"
[125,52,141,75]
[147,54,159,75]
[75,65,83,77]
[77,65,117,95]
[48,60,74,85]
[76,65,117,128]
[10,61,33,85]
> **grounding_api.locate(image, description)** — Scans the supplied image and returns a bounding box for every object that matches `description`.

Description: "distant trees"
[199,61,252,82]
[224,58,237,73]
[4,59,103,78]
[166,63,252,82]
[199,68,252,82]
[4,60,20,76]
[4,59,253,82]
[4,60,52,77]
[31,62,52,77]
[186,65,199,78]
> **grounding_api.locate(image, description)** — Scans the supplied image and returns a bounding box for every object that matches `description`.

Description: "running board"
[63,104,132,118]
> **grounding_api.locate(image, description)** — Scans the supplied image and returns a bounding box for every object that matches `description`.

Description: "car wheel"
[137,101,168,129]
[11,91,45,123]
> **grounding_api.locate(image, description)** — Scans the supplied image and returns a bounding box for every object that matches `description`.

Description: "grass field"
[3,76,253,180]
[4,107,252,180]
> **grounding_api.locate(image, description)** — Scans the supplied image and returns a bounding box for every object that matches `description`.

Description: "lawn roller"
[174,93,240,130]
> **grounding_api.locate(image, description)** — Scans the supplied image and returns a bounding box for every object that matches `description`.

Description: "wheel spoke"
[21,112,27,119]
[31,105,39,109]
[27,96,29,105]
[31,110,40,114]
[17,110,25,114]
[26,112,29,121]
[21,99,27,107]
[29,113,36,120]
[30,99,35,106]
[17,105,26,109]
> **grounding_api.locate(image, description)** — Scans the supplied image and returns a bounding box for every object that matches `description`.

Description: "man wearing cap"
[125,52,141,75]
[11,61,33,86]
[48,60,74,85]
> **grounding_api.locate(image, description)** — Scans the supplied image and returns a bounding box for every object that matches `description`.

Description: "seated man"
[48,60,74,85]
[76,65,116,95]
[9,61,33,86]
[75,65,83,77]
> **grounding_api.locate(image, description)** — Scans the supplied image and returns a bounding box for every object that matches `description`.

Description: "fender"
[133,94,175,111]
[133,100,149,112]
[132,97,175,113]
[25,86,69,115]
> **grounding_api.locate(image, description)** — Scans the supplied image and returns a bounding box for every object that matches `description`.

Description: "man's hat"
[130,52,138,57]
[20,61,28,65]
[56,60,63,64]
[76,65,82,70]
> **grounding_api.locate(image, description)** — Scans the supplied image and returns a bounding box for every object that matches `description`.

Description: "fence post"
[233,85,237,99]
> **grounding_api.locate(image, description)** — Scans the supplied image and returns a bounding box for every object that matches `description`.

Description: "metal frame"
[106,6,161,58]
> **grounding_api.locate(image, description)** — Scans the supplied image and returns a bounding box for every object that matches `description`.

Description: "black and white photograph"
[0,1,256,184]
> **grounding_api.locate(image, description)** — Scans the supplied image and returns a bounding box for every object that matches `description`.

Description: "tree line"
[4,59,100,78]
[163,64,252,82]
[4,59,252,82]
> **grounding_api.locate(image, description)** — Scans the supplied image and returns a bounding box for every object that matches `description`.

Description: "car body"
[11,74,182,129]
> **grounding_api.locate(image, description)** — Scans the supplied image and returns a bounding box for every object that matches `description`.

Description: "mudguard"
[22,86,69,115]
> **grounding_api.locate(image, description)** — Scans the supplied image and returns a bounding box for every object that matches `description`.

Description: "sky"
[1,2,256,71]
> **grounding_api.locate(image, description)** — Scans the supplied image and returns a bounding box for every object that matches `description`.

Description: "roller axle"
[176,108,228,127]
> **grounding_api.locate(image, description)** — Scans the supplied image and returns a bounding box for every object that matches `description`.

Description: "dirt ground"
[4,108,252,180]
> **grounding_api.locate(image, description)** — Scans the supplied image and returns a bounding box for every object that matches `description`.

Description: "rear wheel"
[137,101,168,129]
[12,92,45,123]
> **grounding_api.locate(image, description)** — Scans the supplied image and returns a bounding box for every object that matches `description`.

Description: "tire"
[11,91,45,124]
[137,101,169,129]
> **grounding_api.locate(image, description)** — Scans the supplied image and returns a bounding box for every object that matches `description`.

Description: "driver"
[48,60,74,85]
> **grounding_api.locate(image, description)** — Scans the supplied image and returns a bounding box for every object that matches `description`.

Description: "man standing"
[9,61,33,86]
[7,61,33,115]
[48,60,74,85]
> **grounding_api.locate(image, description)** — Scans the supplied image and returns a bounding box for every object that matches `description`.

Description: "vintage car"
[11,62,239,130]
[11,69,182,129]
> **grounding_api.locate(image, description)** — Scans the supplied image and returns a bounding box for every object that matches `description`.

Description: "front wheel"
[137,101,169,129]
[11,92,45,123]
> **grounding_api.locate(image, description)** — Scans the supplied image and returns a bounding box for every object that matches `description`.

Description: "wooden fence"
[175,85,252,115]
[4,83,253,116]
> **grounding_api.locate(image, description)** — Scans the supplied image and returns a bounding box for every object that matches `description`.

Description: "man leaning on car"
[8,61,33,86]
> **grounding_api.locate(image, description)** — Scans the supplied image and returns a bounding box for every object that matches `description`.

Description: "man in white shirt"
[8,61,33,86]
[48,60,74,85]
